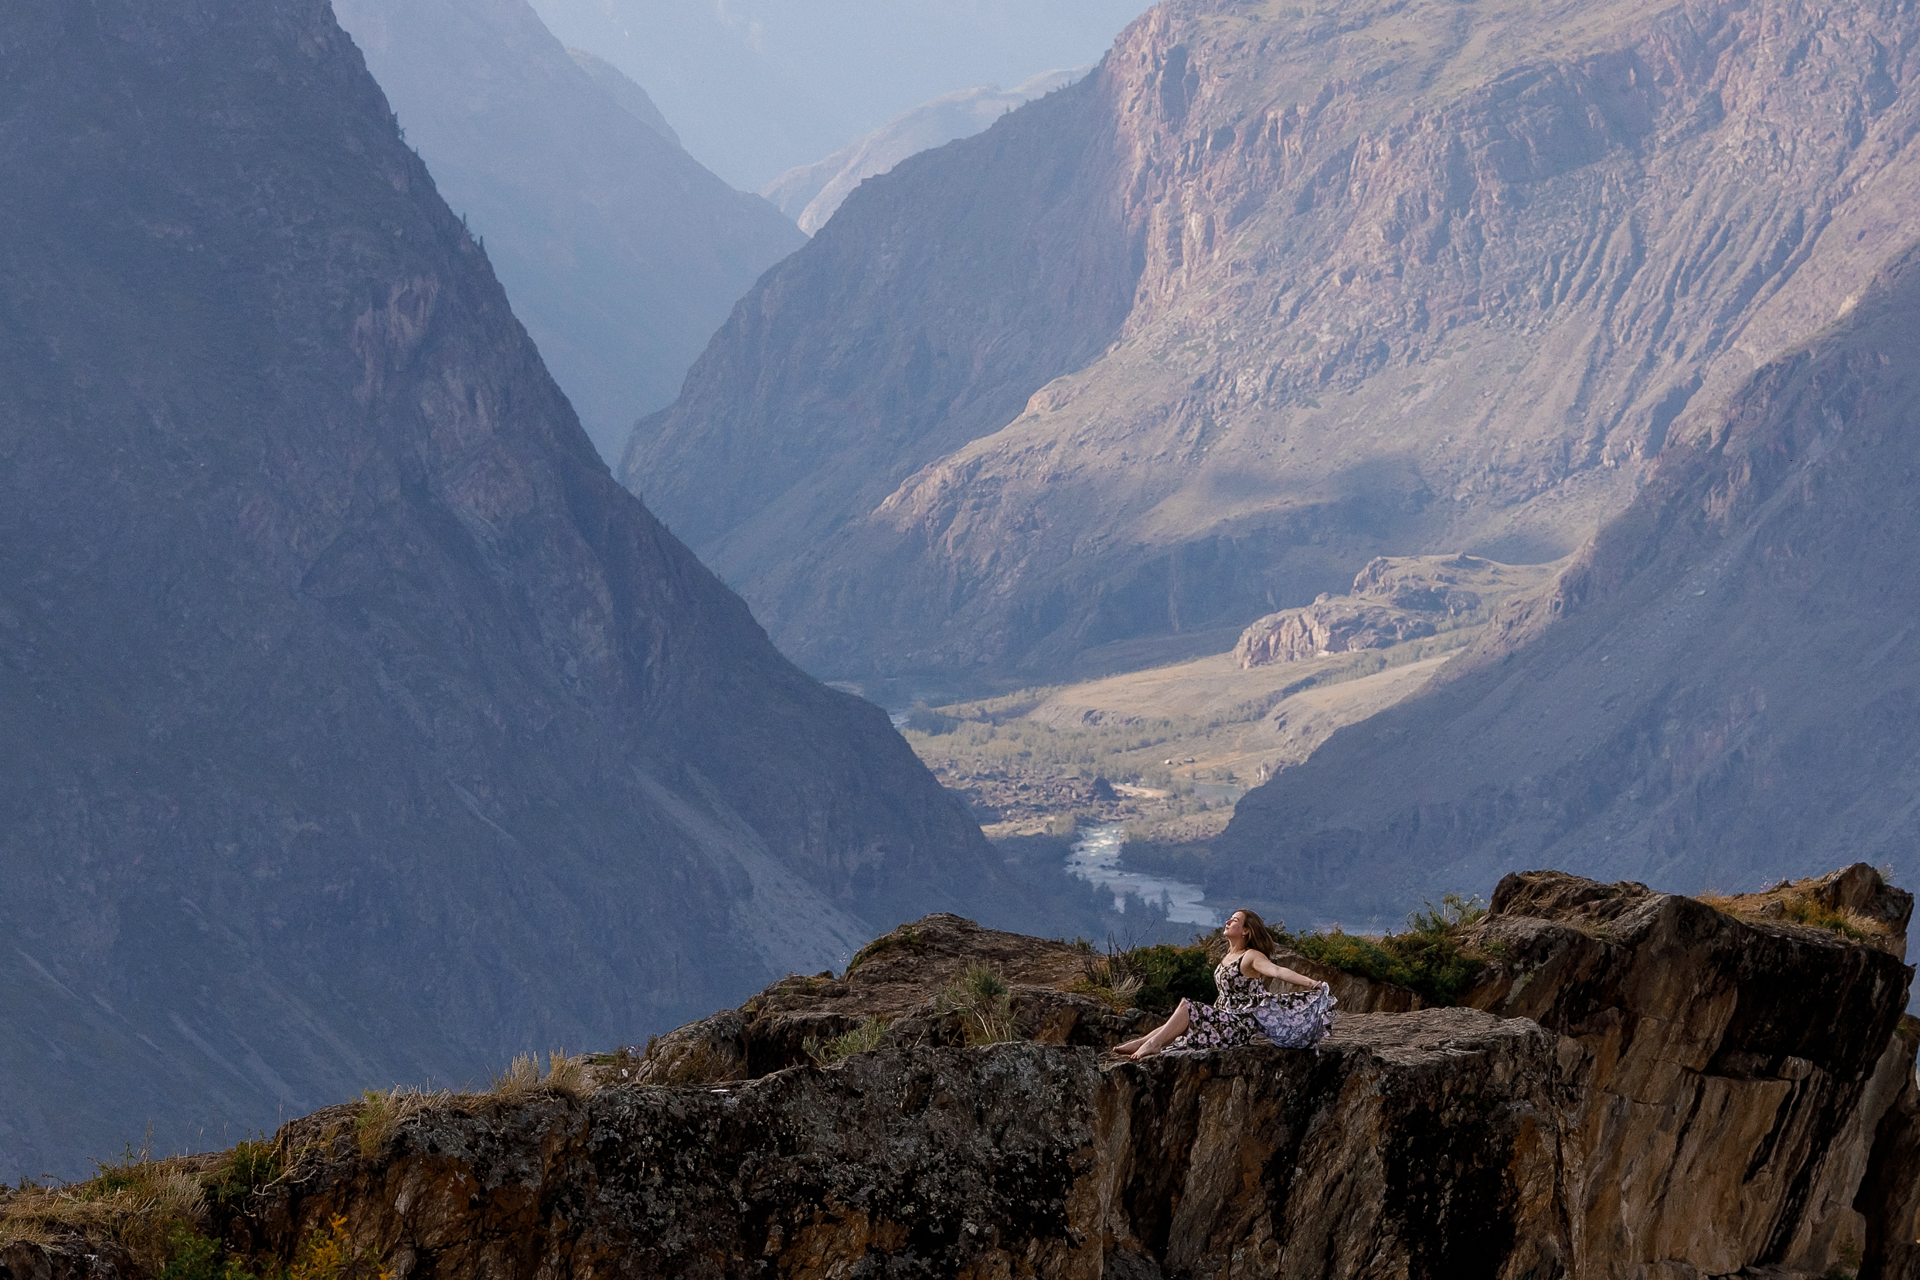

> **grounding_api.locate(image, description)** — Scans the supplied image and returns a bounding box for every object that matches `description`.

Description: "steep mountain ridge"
[331,0,804,461]
[0,0,1006,1181]
[1212,236,1920,916]
[627,0,1920,686]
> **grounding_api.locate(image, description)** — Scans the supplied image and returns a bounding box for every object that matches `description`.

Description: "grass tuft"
[803,1017,891,1067]
[488,1050,587,1102]
[936,963,1019,1045]
[354,1088,442,1160]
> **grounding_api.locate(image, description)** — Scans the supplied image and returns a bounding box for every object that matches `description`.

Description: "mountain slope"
[764,68,1086,235]
[0,0,1008,1181]
[331,0,804,462]
[625,0,1920,687]
[1210,240,1920,918]
[566,47,681,148]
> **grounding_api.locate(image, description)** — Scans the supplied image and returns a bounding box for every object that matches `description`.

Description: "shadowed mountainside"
[0,0,1018,1181]
[1211,240,1920,919]
[331,0,804,462]
[625,0,1920,689]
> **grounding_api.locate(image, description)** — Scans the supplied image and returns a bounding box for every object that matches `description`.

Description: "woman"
[1113,909,1336,1058]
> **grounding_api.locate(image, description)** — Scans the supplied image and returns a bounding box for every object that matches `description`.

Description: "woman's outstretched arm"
[1243,952,1318,987]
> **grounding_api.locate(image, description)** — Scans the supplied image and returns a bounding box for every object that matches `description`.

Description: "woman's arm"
[1243,952,1318,987]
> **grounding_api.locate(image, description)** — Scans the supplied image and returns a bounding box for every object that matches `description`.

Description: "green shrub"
[1124,943,1218,1012]
[203,1140,279,1208]
[1286,894,1489,1006]
[159,1223,259,1280]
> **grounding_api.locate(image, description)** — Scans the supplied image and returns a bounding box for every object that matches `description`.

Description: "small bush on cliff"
[803,1017,891,1067]
[1126,943,1219,1012]
[288,1214,392,1280]
[1285,894,1488,1006]
[158,1222,260,1280]
[1070,952,1143,1011]
[937,963,1018,1045]
[204,1139,280,1207]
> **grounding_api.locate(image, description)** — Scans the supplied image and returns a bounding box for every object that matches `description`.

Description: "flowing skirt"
[1168,982,1337,1052]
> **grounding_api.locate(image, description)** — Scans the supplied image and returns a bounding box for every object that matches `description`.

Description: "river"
[1065,823,1219,927]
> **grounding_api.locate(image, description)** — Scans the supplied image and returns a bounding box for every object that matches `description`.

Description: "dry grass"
[936,964,1019,1045]
[802,1017,891,1067]
[354,1088,445,1160]
[1698,883,1887,943]
[1069,953,1144,1012]
[489,1050,589,1102]
[0,1153,205,1268]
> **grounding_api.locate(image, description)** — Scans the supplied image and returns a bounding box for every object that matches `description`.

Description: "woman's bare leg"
[1128,1000,1191,1059]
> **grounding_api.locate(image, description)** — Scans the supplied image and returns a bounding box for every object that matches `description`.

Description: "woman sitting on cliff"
[1113,910,1336,1059]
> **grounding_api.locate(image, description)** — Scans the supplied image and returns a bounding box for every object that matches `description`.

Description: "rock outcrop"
[1232,554,1540,666]
[331,0,805,460]
[623,0,1920,687]
[1212,238,1920,917]
[0,0,1015,1183]
[8,869,1911,1279]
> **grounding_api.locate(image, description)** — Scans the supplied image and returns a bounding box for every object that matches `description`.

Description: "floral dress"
[1168,956,1337,1051]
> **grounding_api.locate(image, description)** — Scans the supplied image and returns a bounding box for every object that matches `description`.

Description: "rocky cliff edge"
[3,867,1915,1280]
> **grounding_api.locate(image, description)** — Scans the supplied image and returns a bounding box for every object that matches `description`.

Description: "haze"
[528,0,1152,186]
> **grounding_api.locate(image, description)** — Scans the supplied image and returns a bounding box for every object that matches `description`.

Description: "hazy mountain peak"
[567,45,681,149]
[764,66,1090,235]
[331,0,803,462]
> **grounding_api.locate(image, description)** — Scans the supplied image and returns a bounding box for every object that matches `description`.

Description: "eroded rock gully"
[9,871,1917,1280]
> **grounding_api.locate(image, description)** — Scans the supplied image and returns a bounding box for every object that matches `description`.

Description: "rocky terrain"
[1212,237,1920,920]
[0,0,1035,1183]
[626,0,1920,689]
[331,0,805,460]
[1233,553,1539,667]
[6,867,1914,1279]
[763,68,1087,235]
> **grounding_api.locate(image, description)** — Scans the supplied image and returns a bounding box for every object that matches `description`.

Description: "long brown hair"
[1238,909,1279,958]
[1211,908,1280,959]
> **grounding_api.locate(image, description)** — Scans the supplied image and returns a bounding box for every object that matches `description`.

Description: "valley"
[900,555,1561,859]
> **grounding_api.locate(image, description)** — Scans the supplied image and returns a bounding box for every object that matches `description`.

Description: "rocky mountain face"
[9,868,1913,1278]
[763,68,1087,235]
[0,0,1019,1182]
[1212,239,1920,918]
[1231,552,1515,667]
[625,0,1920,688]
[330,0,804,462]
